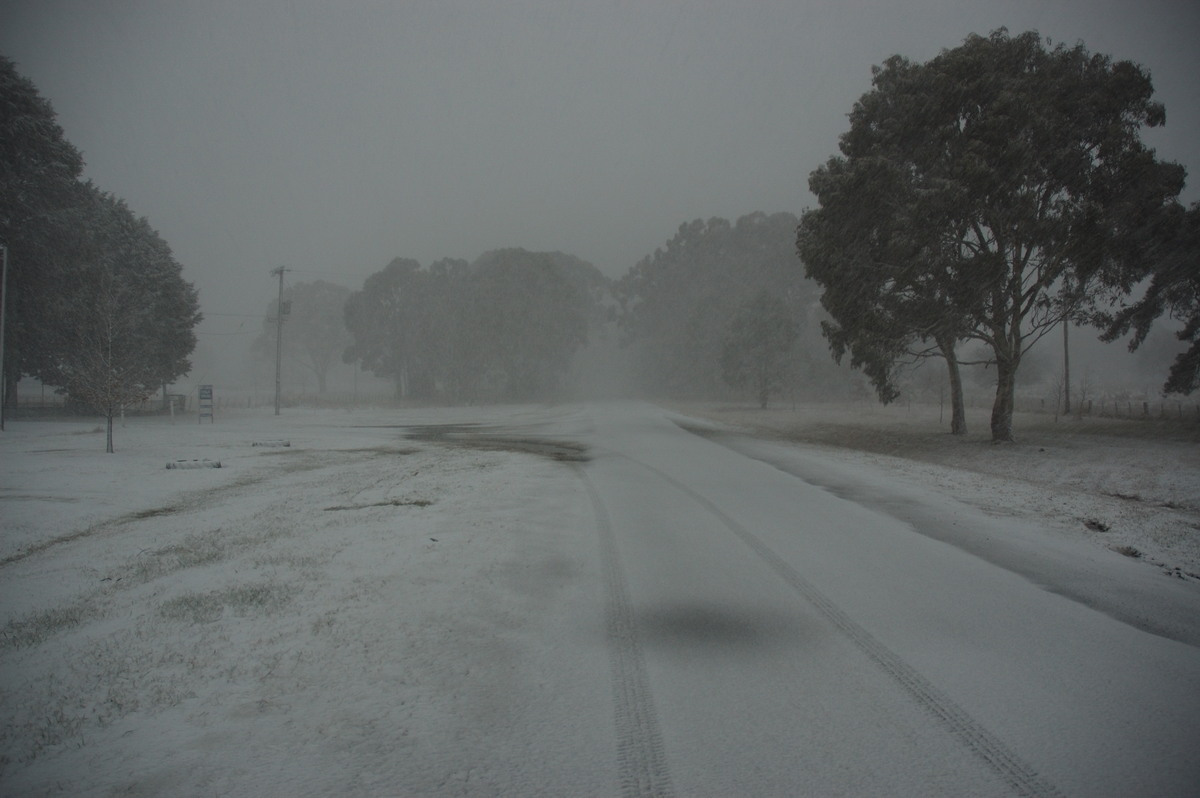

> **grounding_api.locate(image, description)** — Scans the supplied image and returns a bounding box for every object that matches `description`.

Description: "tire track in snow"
[624,455,1063,798]
[575,465,675,798]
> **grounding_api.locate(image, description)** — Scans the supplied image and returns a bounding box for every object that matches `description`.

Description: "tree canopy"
[799,151,974,432]
[1098,201,1200,395]
[37,187,201,450]
[721,290,799,408]
[344,249,602,403]
[617,212,814,398]
[797,29,1186,441]
[1,55,87,402]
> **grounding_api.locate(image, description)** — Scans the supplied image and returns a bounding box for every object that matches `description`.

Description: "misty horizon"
[3,1,1198,403]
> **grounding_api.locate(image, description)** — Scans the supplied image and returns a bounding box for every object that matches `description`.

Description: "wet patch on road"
[635,604,806,651]
[323,498,433,511]
[402,424,590,462]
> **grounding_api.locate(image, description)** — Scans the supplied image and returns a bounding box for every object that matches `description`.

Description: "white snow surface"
[1,402,1198,796]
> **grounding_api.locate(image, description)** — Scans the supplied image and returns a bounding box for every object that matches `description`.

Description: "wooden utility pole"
[0,243,7,431]
[271,266,290,415]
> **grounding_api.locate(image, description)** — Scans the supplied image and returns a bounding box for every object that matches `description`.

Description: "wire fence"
[7,381,1199,425]
[5,386,402,418]
[1015,394,1200,422]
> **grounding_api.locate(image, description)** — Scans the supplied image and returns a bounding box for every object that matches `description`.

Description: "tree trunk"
[1062,320,1071,415]
[398,361,409,401]
[105,410,115,453]
[3,370,16,411]
[990,356,1018,442]
[937,336,967,435]
[949,376,967,435]
[757,360,769,409]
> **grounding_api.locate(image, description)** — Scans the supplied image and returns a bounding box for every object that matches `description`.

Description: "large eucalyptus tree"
[799,29,1186,441]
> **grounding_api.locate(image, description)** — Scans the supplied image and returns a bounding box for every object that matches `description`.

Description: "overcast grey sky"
[3,0,1199,368]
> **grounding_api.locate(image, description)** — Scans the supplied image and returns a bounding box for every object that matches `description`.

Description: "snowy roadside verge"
[666,401,1200,581]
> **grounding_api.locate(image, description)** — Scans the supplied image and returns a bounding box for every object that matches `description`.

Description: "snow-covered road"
[575,403,1199,797]
[2,402,1198,796]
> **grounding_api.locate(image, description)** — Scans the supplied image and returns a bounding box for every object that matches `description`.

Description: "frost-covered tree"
[40,188,201,451]
[0,56,87,407]
[1,58,199,437]
[798,30,1186,441]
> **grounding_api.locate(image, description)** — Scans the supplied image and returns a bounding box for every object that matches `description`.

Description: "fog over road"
[541,403,1199,796]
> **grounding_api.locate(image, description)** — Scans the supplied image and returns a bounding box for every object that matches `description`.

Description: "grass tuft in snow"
[2,627,204,769]
[129,533,227,583]
[129,504,186,520]
[0,602,97,650]
[158,582,296,624]
[70,426,104,435]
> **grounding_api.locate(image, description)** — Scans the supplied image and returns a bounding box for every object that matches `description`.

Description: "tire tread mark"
[575,465,675,798]
[628,457,1063,798]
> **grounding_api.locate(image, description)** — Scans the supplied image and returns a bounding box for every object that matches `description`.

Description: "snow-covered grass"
[0,406,602,794]
[672,400,1200,579]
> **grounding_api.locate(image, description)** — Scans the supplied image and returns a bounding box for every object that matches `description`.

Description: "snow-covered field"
[1,405,609,795]
[1,401,1198,795]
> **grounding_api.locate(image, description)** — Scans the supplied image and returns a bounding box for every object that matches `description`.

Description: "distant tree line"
[341,249,606,403]
[335,213,833,409]
[1,57,201,450]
